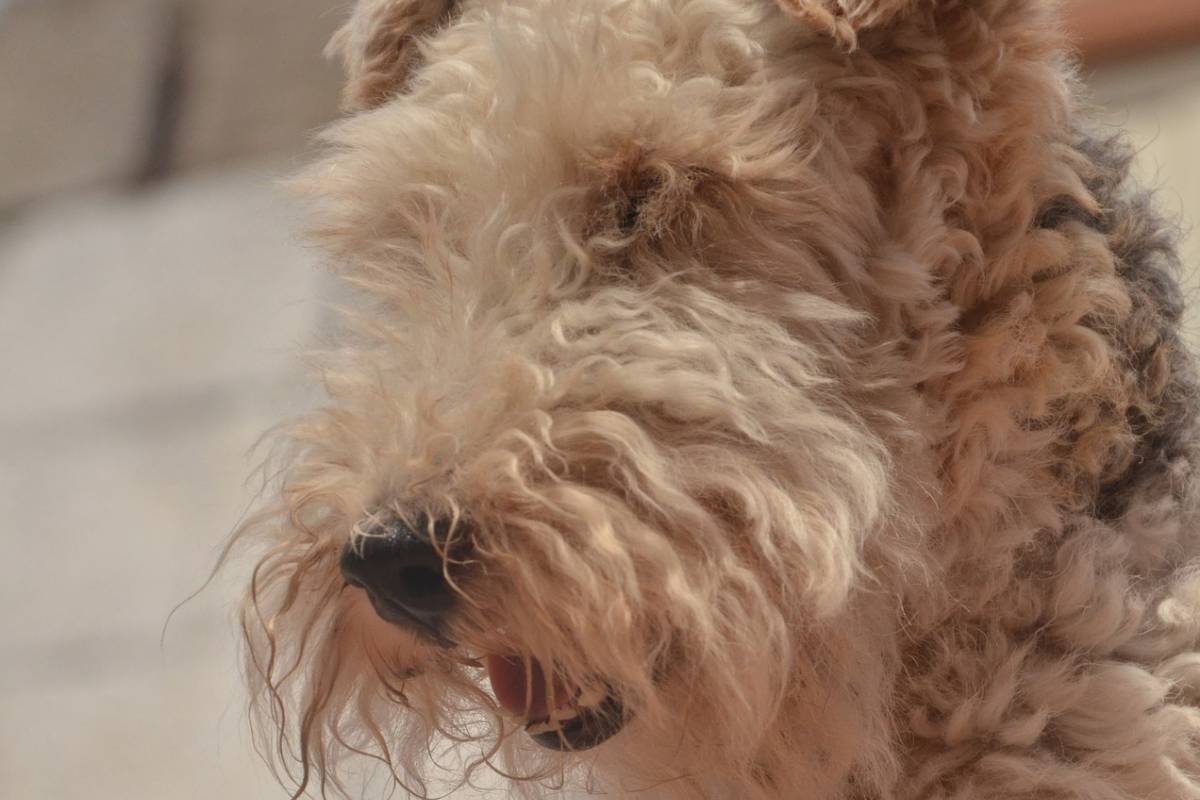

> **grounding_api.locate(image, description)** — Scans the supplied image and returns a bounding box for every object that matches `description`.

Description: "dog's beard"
[238,472,901,800]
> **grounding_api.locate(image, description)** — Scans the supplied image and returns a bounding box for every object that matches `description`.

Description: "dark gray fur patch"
[1035,194,1101,231]
[1059,129,1200,522]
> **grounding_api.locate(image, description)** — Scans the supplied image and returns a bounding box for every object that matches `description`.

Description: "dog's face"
[243,0,930,796]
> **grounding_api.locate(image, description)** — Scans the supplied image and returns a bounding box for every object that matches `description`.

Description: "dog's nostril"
[339,515,463,623]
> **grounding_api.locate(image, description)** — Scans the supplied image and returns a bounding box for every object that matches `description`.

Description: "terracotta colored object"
[1065,0,1200,62]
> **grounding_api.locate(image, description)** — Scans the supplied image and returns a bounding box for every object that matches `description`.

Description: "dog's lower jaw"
[525,690,627,751]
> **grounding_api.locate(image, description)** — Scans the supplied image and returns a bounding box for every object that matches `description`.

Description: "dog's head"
[240,0,947,796]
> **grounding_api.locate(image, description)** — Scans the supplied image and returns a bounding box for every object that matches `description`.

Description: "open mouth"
[484,655,626,750]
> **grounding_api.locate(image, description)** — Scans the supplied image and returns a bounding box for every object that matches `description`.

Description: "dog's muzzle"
[341,515,628,749]
[339,514,461,646]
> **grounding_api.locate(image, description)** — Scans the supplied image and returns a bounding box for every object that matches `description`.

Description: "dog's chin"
[484,655,627,751]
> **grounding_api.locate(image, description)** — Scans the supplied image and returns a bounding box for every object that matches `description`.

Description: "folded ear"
[330,0,459,111]
[775,0,922,49]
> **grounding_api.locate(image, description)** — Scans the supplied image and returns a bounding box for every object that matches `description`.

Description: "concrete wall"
[0,0,342,209]
[0,0,169,206]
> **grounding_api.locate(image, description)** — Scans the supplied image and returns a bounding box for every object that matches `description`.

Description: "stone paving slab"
[0,379,308,652]
[0,161,325,798]
[0,162,328,424]
[1,611,278,799]
[0,0,167,207]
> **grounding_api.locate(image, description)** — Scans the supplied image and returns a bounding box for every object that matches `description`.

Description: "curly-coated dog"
[234,0,1200,797]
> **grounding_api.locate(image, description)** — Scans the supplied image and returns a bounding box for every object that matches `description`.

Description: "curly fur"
[232,0,1200,797]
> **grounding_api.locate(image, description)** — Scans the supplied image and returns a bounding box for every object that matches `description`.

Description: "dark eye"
[615,169,661,235]
[618,189,647,233]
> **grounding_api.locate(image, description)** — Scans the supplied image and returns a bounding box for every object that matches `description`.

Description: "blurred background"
[0,1,1198,798]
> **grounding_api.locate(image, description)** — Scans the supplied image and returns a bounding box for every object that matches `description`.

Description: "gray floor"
[1,41,1198,800]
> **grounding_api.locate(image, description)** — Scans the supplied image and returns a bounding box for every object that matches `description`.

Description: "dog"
[234,1,1200,797]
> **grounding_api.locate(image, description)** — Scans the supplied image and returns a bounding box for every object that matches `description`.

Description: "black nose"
[340,515,464,642]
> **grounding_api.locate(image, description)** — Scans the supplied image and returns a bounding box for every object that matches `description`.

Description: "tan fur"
[232,1,1200,797]
[330,0,458,110]
[775,0,920,48]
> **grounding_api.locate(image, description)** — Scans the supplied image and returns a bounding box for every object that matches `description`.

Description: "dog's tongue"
[485,655,572,719]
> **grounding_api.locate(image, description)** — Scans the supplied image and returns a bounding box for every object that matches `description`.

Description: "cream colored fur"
[233,0,1200,797]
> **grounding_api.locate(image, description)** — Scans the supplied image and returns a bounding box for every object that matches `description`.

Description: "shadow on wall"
[0,0,344,209]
